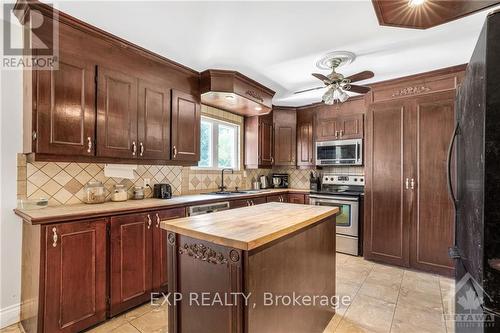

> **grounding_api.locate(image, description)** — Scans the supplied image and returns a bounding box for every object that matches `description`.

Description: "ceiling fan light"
[322,88,336,105]
[408,0,425,7]
[339,91,350,103]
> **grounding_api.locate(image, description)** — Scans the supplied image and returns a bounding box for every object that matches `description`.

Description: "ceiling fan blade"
[294,86,326,94]
[312,73,331,83]
[345,71,374,83]
[347,84,371,94]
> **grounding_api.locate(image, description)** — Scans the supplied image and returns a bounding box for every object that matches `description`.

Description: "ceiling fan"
[295,52,374,105]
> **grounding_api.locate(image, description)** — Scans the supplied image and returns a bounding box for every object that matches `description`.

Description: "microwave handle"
[357,142,360,160]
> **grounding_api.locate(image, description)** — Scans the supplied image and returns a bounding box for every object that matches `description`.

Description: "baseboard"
[0,303,20,329]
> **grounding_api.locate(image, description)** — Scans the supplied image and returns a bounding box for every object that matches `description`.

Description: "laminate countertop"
[14,188,309,224]
[161,202,338,251]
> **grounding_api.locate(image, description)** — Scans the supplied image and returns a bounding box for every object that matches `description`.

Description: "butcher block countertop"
[161,202,338,251]
[14,189,309,224]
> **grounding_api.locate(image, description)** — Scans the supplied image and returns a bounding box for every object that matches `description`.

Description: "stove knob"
[354,178,358,181]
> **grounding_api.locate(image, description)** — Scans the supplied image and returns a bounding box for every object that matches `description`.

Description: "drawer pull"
[52,227,58,247]
[87,137,92,153]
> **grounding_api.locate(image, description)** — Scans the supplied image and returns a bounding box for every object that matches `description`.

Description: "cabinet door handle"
[87,137,92,153]
[251,200,254,206]
[335,130,339,138]
[132,141,137,156]
[139,142,144,157]
[147,214,152,229]
[155,213,160,228]
[340,130,344,137]
[172,146,177,158]
[411,178,416,190]
[405,178,409,190]
[271,156,274,164]
[52,227,58,247]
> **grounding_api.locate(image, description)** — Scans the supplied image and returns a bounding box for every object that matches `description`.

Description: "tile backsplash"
[17,154,182,206]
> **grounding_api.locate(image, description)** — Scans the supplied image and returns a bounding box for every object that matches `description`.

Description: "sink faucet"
[219,168,234,193]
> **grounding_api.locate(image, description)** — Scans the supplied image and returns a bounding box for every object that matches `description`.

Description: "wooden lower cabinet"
[152,208,186,292]
[110,213,152,316]
[43,219,107,333]
[266,194,288,203]
[364,91,456,276]
[288,193,307,204]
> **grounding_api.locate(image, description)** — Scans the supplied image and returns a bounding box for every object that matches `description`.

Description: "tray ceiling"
[48,0,500,106]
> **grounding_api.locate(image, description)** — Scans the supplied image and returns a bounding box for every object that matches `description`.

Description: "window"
[198,116,240,169]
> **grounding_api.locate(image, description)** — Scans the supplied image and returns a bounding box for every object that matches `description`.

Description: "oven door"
[309,195,359,237]
[316,139,362,166]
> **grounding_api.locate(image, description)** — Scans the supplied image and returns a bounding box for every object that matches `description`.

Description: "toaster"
[153,183,172,199]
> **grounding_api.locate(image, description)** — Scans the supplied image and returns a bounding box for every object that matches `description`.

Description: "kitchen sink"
[202,190,262,195]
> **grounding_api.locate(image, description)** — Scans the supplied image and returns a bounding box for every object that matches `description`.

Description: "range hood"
[200,69,275,117]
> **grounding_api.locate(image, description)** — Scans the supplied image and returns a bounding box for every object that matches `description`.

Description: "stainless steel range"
[309,174,364,256]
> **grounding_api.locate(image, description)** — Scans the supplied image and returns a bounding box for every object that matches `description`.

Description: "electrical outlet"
[143,178,151,188]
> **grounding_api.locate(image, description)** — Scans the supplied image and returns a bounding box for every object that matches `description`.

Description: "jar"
[111,184,128,202]
[83,181,105,204]
[132,186,145,200]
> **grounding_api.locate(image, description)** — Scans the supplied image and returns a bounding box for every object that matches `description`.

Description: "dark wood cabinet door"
[110,213,152,316]
[171,89,200,163]
[44,219,107,333]
[273,109,297,166]
[266,194,287,203]
[288,193,306,204]
[316,117,337,141]
[230,198,252,209]
[97,67,138,159]
[259,113,274,166]
[251,196,267,205]
[152,207,185,292]
[138,80,171,160]
[36,54,96,156]
[364,100,412,267]
[297,110,314,167]
[409,92,455,275]
[338,114,364,139]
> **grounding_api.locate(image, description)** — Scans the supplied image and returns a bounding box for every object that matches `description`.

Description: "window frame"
[195,115,241,170]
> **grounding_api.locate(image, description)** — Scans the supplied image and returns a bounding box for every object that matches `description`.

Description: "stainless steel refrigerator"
[449,8,500,333]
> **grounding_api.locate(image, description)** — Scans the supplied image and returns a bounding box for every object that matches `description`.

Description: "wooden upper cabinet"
[44,219,107,332]
[316,117,338,142]
[35,54,96,156]
[337,114,364,140]
[152,207,186,292]
[273,108,297,166]
[259,113,274,167]
[110,213,152,316]
[97,67,138,159]
[364,99,412,268]
[297,109,314,167]
[138,80,171,160]
[171,90,200,163]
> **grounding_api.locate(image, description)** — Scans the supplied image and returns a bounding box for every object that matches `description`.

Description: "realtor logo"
[445,272,496,328]
[2,2,58,70]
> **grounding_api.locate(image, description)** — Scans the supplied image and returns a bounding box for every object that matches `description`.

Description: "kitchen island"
[161,202,338,333]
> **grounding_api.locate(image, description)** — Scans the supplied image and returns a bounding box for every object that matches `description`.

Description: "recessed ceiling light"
[408,0,425,7]
[255,106,262,111]
[225,95,234,100]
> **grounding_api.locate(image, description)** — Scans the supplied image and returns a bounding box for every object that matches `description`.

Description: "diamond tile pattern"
[21,161,183,206]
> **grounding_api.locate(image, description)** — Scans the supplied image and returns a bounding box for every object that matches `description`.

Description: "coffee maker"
[271,173,289,188]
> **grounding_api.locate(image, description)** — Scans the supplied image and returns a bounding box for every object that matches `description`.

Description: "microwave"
[315,139,363,166]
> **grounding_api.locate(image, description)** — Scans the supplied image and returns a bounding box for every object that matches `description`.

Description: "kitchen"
[1,1,500,333]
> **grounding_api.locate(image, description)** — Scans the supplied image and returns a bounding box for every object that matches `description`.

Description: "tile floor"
[0,254,456,333]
